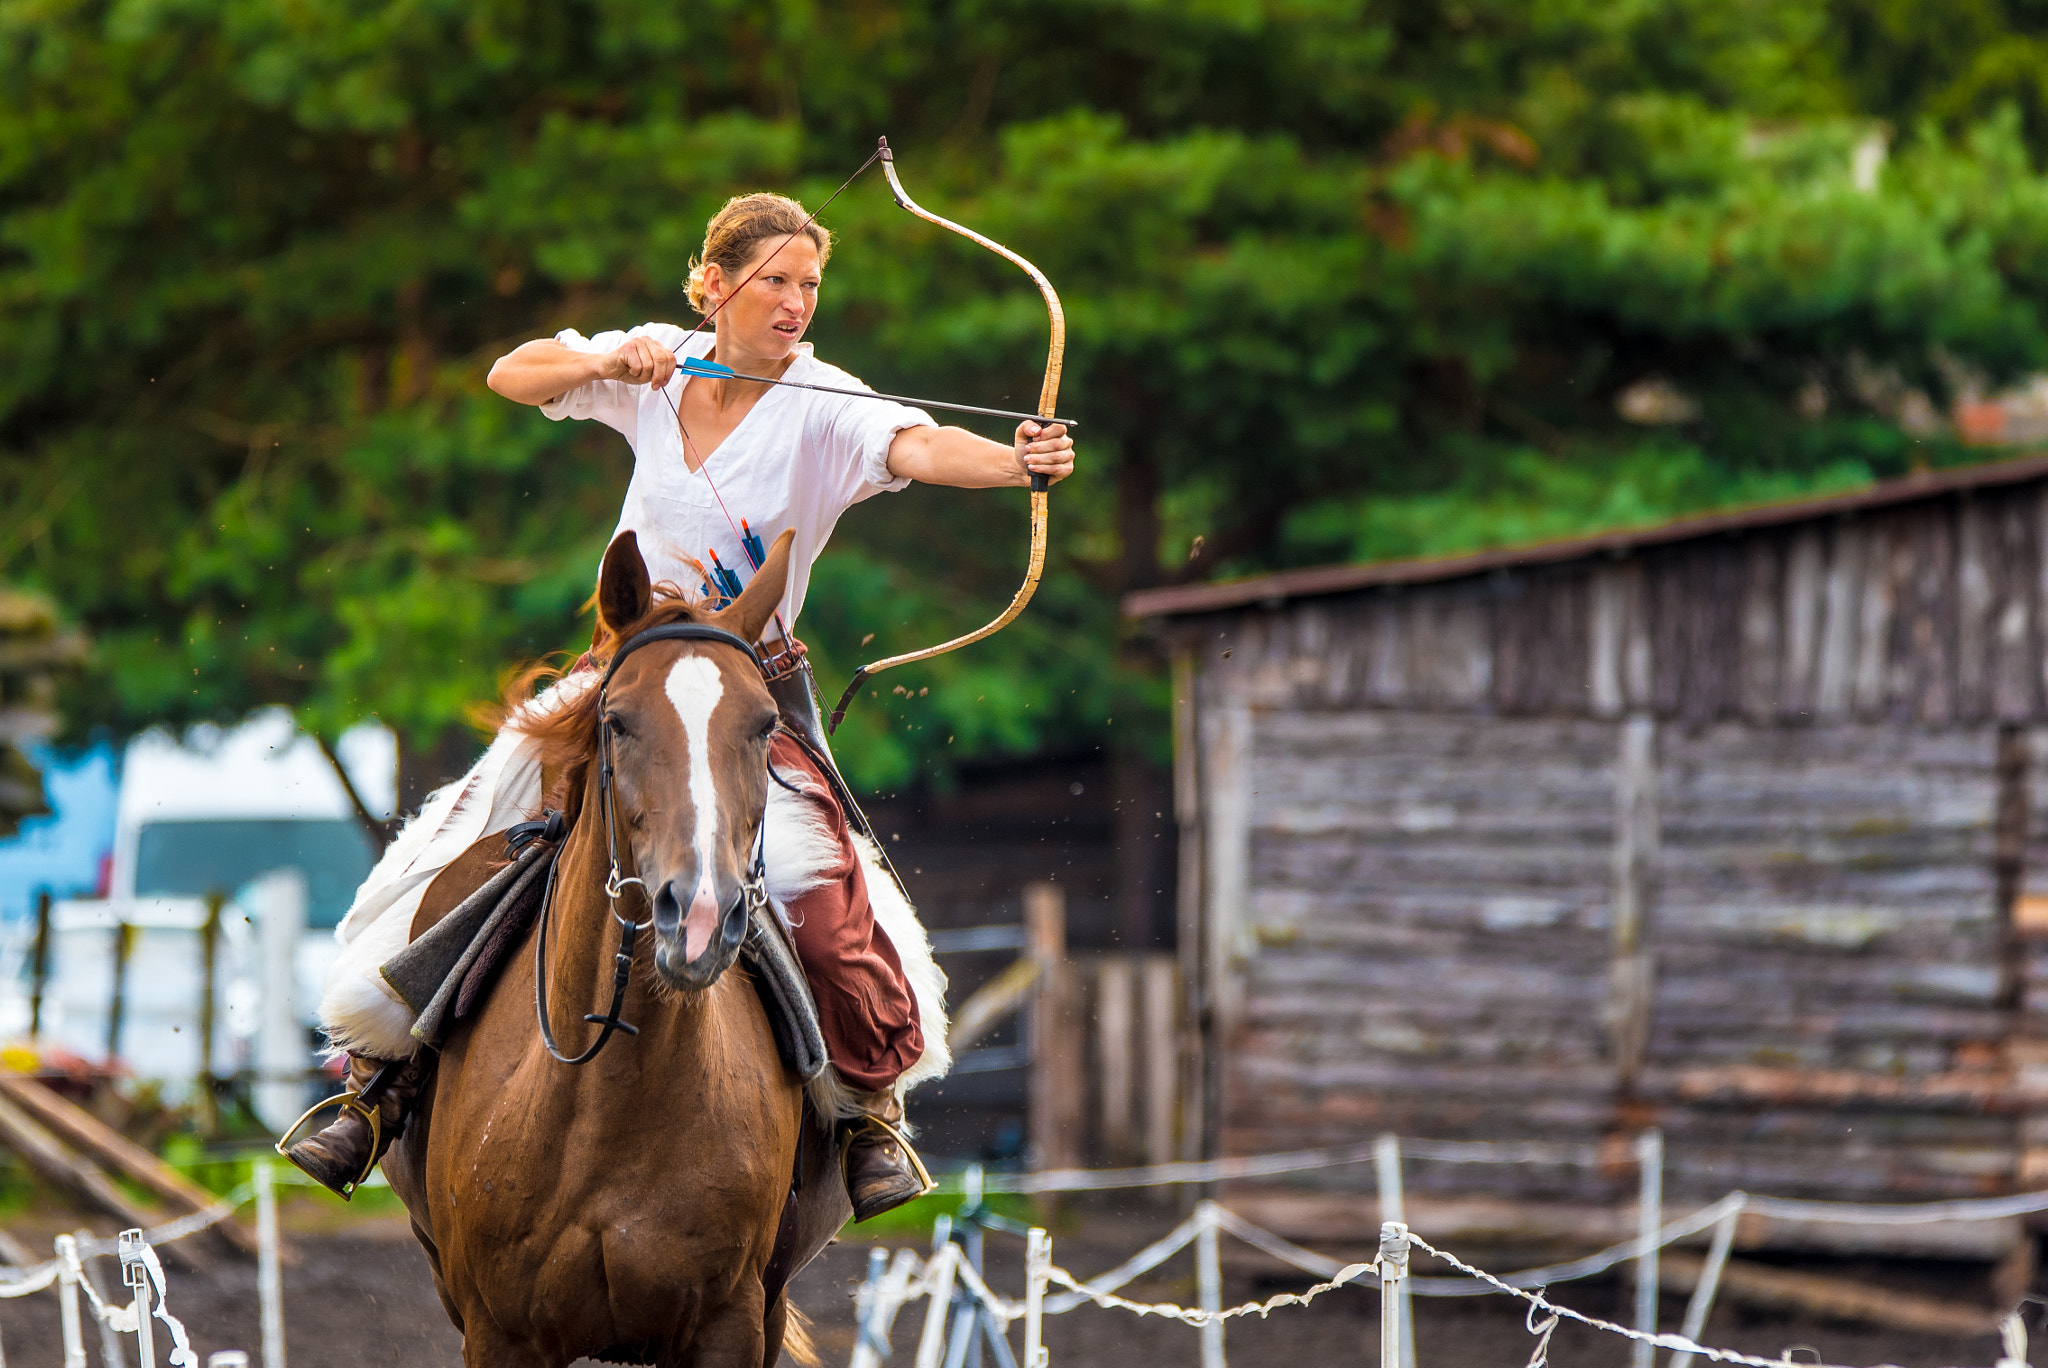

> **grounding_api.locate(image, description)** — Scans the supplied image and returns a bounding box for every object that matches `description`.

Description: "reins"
[533,621,770,1066]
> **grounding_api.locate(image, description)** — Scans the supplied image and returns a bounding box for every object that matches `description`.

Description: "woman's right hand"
[600,336,677,388]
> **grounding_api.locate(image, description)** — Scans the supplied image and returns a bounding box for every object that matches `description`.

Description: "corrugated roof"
[1123,452,2048,619]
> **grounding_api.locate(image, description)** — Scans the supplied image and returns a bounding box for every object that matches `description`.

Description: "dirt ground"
[0,1196,2029,1367]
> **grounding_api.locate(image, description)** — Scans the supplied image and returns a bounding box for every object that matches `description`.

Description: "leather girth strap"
[760,1113,809,1313]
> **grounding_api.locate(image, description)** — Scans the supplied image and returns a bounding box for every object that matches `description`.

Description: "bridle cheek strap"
[535,621,769,1067]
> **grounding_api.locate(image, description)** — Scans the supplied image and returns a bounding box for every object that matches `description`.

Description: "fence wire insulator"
[1378,1219,1411,1368]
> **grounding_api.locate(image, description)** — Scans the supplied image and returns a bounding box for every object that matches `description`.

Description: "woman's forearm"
[487,340,608,407]
[885,425,1030,488]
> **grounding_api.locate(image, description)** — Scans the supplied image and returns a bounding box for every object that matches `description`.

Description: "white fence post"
[852,1247,888,1367]
[962,1165,986,1368]
[942,1291,977,1368]
[1631,1128,1663,1368]
[1373,1135,1416,1368]
[1023,1227,1051,1368]
[255,1158,286,1368]
[851,1248,923,1368]
[118,1232,154,1368]
[915,1227,962,1368]
[1996,1308,2028,1368]
[249,870,308,1135]
[1668,1196,1740,1368]
[1378,1221,1410,1368]
[1195,1200,1225,1368]
[55,1234,87,1368]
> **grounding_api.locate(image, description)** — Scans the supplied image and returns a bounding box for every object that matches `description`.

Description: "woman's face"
[702,233,821,358]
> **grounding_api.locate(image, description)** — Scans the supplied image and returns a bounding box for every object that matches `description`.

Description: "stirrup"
[274,1091,382,1199]
[842,1113,936,1195]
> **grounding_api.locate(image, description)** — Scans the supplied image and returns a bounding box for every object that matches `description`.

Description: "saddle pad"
[742,902,828,1083]
[378,838,556,1050]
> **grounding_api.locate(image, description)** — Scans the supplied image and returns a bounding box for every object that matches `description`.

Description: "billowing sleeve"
[806,379,932,504]
[537,323,687,442]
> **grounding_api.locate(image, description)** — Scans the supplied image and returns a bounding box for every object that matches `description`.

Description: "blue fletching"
[680,356,737,379]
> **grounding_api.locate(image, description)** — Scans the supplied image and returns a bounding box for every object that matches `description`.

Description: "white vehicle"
[32,709,392,1126]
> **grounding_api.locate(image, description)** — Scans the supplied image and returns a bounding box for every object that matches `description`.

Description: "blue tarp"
[0,742,117,923]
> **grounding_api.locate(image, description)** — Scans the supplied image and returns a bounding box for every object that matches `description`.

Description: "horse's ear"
[710,529,795,645]
[597,531,652,636]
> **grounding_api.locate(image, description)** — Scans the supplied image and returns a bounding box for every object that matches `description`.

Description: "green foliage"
[836,1178,1037,1237]
[1287,442,1891,567]
[10,0,2048,791]
[162,1135,410,1214]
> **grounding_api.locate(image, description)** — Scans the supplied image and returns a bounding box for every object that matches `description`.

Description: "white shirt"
[540,321,932,633]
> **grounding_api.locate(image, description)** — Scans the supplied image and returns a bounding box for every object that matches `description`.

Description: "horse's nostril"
[651,882,681,934]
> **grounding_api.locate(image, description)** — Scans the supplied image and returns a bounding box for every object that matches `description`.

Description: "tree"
[0,586,85,837]
[9,0,2048,853]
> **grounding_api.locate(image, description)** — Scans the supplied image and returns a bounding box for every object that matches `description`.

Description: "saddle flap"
[741,902,829,1082]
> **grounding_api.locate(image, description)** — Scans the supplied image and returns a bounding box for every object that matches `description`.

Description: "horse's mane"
[486,582,715,784]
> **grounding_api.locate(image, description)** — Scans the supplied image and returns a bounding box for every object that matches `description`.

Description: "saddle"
[378,791,827,1081]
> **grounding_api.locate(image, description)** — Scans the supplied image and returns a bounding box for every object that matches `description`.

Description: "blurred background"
[12,0,2048,1363]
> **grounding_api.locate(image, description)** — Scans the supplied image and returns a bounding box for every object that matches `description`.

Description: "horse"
[382,528,851,1368]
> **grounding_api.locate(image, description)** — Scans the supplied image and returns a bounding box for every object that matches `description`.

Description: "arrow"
[677,354,1079,431]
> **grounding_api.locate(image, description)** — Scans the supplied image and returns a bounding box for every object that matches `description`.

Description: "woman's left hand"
[1015,420,1075,486]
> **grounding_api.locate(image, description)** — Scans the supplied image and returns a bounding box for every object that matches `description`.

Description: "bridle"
[534,621,773,1066]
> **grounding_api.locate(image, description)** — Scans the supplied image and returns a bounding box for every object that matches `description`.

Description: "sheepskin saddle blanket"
[376,817,827,1080]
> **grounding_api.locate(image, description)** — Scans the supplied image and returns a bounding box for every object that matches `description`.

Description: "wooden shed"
[1127,454,2048,1258]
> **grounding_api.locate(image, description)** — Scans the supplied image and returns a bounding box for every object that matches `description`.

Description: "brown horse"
[383,529,850,1368]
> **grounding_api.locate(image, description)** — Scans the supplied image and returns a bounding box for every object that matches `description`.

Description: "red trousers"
[770,734,923,1090]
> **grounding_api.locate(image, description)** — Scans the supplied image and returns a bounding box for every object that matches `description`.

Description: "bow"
[826,136,1068,731]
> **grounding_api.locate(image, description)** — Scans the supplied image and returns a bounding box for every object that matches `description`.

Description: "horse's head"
[593,528,794,993]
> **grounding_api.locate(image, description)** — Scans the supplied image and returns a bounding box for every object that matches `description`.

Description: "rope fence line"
[6,1132,2042,1368]
[976,1136,1600,1195]
[871,1133,2048,1368]
[853,1200,2032,1368]
[0,1157,295,1368]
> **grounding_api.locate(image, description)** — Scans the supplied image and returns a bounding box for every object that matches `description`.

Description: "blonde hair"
[685,193,833,315]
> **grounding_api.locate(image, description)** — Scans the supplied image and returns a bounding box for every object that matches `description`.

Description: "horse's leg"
[759,1294,787,1368]
[671,1288,767,1368]
[459,1324,556,1368]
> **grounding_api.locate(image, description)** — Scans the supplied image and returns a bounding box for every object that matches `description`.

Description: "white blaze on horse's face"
[663,654,726,964]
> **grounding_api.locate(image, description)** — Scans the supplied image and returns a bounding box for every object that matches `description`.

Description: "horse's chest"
[427,1056,785,1267]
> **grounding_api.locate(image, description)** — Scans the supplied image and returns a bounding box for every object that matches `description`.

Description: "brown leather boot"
[277,1053,429,1199]
[841,1089,934,1222]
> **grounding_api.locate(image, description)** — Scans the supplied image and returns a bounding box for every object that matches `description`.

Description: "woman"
[284,192,1074,1219]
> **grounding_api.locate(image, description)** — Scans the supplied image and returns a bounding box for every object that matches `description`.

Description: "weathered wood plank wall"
[1192,485,2048,727]
[1237,711,1622,1203]
[1166,478,2048,1229]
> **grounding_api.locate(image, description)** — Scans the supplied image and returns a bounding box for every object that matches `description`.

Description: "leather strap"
[602,621,762,688]
[503,809,565,857]
[760,1112,809,1311]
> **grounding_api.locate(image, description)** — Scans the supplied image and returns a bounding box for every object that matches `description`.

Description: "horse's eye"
[757,716,779,740]
[606,714,631,739]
